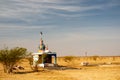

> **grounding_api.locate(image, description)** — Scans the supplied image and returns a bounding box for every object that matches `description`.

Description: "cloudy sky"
[0,0,120,56]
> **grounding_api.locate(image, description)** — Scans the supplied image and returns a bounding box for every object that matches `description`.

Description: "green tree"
[0,47,27,73]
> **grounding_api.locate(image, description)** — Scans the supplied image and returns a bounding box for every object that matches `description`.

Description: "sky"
[0,0,120,56]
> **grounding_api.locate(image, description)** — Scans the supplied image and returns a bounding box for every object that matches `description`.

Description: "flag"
[40,32,43,35]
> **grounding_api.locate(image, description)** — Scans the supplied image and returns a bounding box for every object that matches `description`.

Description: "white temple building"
[32,38,57,68]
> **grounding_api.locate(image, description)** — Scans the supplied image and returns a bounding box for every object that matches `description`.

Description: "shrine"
[32,32,57,68]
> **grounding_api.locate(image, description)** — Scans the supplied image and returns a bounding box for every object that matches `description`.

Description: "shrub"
[0,47,27,73]
[63,56,74,63]
[92,55,99,61]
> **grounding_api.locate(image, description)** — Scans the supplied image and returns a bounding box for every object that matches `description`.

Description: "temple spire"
[38,32,46,52]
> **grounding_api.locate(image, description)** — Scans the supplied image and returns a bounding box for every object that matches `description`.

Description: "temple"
[32,38,57,68]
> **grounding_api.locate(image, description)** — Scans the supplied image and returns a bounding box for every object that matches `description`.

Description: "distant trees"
[0,47,28,74]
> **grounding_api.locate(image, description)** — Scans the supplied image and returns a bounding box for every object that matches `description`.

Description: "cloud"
[0,0,119,26]
[0,24,56,31]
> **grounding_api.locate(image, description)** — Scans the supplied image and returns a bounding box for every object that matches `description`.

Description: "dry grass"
[0,56,120,80]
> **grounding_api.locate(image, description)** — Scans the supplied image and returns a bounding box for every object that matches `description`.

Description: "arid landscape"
[0,0,120,80]
[0,56,120,80]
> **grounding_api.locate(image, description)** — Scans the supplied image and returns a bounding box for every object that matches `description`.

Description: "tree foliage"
[0,47,27,73]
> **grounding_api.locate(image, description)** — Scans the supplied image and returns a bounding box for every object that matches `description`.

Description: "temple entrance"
[39,54,52,63]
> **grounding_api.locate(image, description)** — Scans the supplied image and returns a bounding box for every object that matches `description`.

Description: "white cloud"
[0,24,56,30]
[0,0,119,25]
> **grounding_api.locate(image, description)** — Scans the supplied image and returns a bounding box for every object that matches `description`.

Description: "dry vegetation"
[0,56,120,80]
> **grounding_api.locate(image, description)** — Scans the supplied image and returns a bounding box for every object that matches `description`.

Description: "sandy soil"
[0,57,120,80]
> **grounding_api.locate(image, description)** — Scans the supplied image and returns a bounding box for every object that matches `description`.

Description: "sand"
[0,56,120,80]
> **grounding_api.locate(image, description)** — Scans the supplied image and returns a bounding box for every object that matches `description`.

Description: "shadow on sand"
[44,65,82,70]
[13,70,36,74]
[13,70,47,74]
[14,66,81,74]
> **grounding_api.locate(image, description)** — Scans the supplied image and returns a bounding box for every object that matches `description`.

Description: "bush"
[63,56,74,63]
[92,55,99,61]
[0,47,27,73]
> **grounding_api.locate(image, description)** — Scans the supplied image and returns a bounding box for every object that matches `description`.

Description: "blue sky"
[0,0,120,56]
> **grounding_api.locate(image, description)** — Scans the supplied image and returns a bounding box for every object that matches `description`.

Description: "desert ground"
[0,56,120,80]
